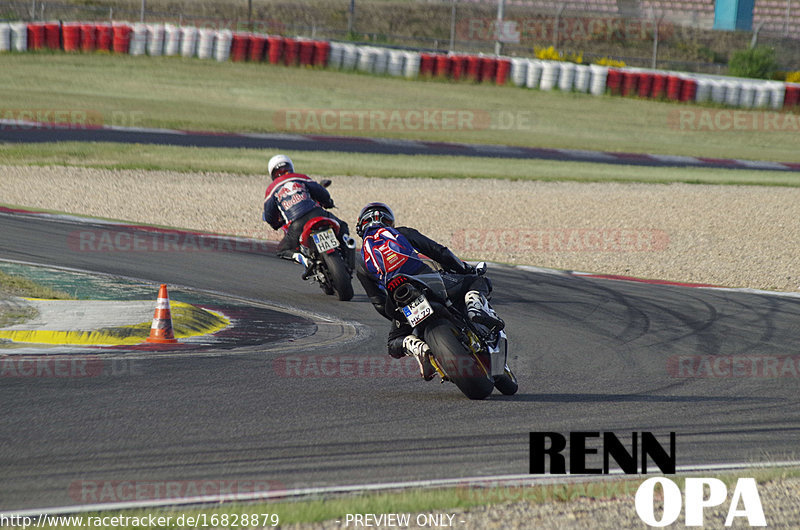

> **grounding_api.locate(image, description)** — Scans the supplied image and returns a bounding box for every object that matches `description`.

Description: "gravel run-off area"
[3,165,800,293]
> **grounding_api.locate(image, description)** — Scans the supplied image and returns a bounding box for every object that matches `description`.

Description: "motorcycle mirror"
[320,179,332,188]
[475,262,487,275]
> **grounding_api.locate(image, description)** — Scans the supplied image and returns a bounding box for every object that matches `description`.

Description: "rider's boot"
[292,252,313,279]
[465,290,505,331]
[403,335,435,381]
[341,233,357,271]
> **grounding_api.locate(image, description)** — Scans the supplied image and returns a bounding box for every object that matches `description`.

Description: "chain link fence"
[1,1,798,73]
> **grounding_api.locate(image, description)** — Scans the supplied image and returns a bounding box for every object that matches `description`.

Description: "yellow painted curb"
[0,301,230,346]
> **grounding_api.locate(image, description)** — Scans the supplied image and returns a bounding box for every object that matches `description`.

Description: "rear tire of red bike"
[322,251,354,301]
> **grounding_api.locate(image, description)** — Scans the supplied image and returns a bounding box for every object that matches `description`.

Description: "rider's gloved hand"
[462,263,477,275]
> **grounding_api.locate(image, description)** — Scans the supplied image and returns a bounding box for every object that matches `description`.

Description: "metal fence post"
[347,0,355,35]
[553,4,565,50]
[449,0,456,52]
[652,10,663,70]
[494,0,505,55]
[785,0,792,37]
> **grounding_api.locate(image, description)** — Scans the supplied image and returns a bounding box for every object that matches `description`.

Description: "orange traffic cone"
[146,284,178,344]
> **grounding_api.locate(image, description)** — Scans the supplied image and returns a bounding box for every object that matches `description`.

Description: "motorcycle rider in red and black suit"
[263,154,355,274]
[354,202,504,380]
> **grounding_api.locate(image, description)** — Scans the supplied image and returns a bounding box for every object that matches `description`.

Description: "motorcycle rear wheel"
[322,251,354,301]
[425,320,494,400]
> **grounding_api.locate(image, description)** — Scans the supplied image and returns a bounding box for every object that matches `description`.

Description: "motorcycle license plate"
[313,229,339,253]
[402,295,433,326]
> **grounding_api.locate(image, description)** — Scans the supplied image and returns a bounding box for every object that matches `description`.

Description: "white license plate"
[313,229,339,253]
[402,295,433,327]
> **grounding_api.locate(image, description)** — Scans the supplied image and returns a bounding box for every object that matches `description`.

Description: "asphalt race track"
[2,212,800,512]
[2,124,799,171]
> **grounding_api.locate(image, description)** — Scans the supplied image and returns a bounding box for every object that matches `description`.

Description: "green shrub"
[728,46,778,79]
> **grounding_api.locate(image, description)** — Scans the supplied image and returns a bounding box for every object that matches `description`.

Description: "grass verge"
[1,142,799,186]
[0,270,73,300]
[0,271,73,327]
[1,53,800,163]
[4,467,799,529]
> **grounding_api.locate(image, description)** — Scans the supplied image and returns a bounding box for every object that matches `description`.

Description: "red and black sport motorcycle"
[294,214,356,302]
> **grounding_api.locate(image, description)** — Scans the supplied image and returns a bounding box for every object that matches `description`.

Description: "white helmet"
[268,154,294,180]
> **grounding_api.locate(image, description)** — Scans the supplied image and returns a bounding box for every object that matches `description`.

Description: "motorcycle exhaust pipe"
[393,283,419,306]
[343,235,357,249]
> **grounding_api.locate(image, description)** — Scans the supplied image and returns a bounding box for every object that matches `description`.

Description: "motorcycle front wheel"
[493,367,519,396]
[321,251,354,301]
[425,320,494,400]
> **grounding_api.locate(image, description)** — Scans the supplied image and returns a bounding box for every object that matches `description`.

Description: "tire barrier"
[695,78,712,103]
[557,62,575,92]
[526,60,543,89]
[62,23,80,52]
[80,23,96,52]
[10,22,27,51]
[128,23,146,56]
[196,28,215,60]
[27,23,45,50]
[282,37,299,66]
[373,48,388,76]
[0,22,11,52]
[249,34,267,63]
[509,58,527,87]
[574,64,590,93]
[95,24,112,52]
[465,55,480,82]
[163,24,180,56]
[622,71,638,97]
[785,84,800,108]
[44,22,60,49]
[112,24,131,54]
[539,61,560,91]
[403,51,420,78]
[358,46,377,73]
[8,21,799,111]
[180,26,197,58]
[606,68,622,96]
[214,30,232,62]
[314,40,331,68]
[147,24,164,57]
[387,49,404,77]
[342,43,358,70]
[589,65,608,96]
[496,58,511,86]
[435,54,451,79]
